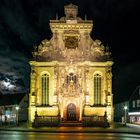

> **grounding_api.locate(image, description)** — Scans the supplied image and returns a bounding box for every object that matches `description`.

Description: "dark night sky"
[0,0,140,103]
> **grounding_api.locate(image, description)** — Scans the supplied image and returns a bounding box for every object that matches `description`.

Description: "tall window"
[41,74,49,105]
[132,100,135,108]
[94,74,101,105]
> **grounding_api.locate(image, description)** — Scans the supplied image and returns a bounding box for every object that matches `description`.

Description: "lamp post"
[15,106,19,126]
[124,106,127,126]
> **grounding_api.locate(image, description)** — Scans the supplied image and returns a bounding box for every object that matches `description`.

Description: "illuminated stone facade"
[28,4,114,124]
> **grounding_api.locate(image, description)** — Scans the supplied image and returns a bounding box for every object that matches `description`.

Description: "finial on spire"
[106,45,109,52]
[56,13,58,20]
[85,14,87,21]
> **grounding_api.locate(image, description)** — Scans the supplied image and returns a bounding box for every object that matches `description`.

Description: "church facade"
[28,4,113,126]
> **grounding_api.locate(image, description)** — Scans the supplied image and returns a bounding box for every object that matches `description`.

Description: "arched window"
[41,73,49,105]
[94,74,101,105]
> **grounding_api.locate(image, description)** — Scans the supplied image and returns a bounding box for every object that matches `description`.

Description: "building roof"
[130,85,140,100]
[0,93,26,106]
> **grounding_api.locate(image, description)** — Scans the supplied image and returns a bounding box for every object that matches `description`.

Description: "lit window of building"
[41,74,49,105]
[94,74,101,105]
[137,100,140,107]
[132,100,135,108]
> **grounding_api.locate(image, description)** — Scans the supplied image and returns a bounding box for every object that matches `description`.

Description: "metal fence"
[33,116,60,127]
[82,116,109,127]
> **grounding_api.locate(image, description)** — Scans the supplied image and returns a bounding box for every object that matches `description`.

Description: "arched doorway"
[67,103,76,121]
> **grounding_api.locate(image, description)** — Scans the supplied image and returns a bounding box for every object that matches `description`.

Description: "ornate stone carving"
[65,36,78,49]
[64,3,78,20]
[29,4,114,124]
[106,67,112,80]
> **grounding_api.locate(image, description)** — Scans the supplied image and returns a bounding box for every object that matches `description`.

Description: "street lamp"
[15,106,19,126]
[124,106,127,126]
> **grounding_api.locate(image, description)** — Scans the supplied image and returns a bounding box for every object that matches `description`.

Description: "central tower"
[29,3,113,126]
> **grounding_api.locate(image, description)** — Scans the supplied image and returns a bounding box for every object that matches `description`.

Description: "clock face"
[65,36,78,49]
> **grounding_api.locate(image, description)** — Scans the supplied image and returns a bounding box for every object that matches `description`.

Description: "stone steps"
[60,121,82,127]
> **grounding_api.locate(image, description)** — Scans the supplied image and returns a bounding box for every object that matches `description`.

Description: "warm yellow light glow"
[37,107,59,116]
[28,3,113,125]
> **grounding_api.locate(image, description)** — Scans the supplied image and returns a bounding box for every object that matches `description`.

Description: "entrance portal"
[67,103,76,121]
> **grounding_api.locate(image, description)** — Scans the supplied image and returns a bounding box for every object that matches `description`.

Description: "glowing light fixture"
[124,106,128,110]
[16,106,19,110]
[124,105,128,125]
[15,106,19,126]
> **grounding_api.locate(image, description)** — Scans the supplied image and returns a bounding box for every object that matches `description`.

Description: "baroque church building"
[29,4,113,126]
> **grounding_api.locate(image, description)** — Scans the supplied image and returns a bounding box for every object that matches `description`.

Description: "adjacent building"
[114,101,129,123]
[114,85,140,125]
[129,85,140,124]
[0,93,28,125]
[28,3,113,126]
